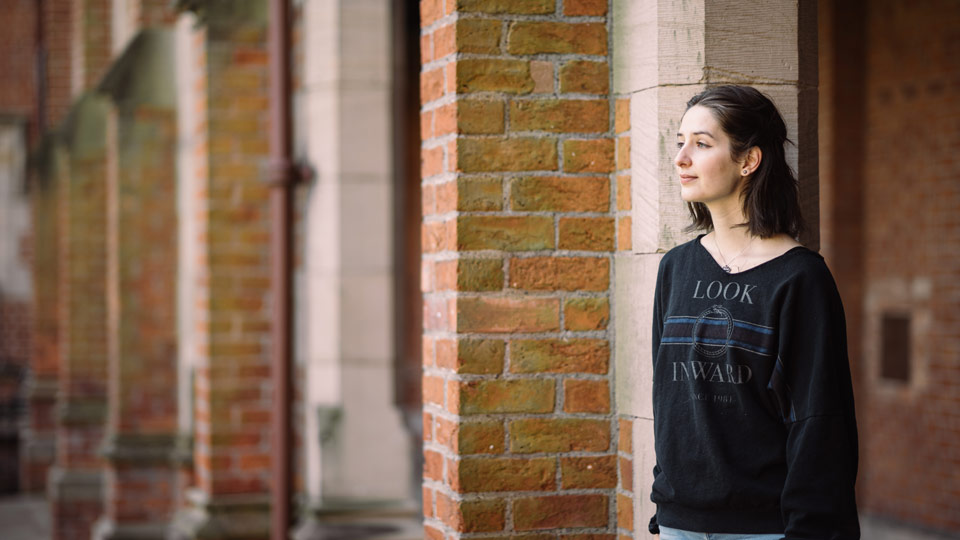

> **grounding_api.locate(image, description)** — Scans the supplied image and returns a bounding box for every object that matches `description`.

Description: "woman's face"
[674,105,745,207]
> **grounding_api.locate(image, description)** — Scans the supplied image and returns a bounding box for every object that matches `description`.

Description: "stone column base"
[48,467,104,540]
[291,498,421,540]
[168,489,270,540]
[93,518,170,540]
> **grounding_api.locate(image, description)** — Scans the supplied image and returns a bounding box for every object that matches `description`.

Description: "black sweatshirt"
[649,236,859,539]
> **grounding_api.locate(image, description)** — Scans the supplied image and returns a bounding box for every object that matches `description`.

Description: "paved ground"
[0,494,957,539]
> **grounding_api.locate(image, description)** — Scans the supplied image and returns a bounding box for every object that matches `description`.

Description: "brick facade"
[420,1,618,536]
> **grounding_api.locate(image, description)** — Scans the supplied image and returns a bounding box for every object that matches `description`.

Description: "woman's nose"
[674,145,689,167]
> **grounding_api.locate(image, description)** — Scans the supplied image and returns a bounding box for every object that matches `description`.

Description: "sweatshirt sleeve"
[648,257,665,535]
[772,262,860,539]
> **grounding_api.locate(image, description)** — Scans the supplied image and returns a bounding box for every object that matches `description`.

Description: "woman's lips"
[679,174,697,184]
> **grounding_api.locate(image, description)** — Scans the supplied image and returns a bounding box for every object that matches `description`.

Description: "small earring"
[742,169,749,175]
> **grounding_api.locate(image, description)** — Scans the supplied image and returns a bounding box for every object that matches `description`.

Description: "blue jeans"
[659,525,783,540]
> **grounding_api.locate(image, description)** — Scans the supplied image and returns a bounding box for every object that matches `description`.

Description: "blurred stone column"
[50,93,110,540]
[92,29,179,540]
[611,0,818,536]
[168,1,275,537]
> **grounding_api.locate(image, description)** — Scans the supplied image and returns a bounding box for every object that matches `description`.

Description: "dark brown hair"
[683,85,804,238]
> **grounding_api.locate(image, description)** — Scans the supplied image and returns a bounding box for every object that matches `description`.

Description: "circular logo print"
[692,304,734,357]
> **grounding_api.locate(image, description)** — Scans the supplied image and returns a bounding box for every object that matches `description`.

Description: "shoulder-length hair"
[683,85,804,238]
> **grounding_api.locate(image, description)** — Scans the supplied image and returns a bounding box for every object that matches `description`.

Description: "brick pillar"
[611,0,818,536]
[50,93,110,540]
[91,29,179,540]
[420,1,617,536]
[169,1,274,537]
[21,141,62,494]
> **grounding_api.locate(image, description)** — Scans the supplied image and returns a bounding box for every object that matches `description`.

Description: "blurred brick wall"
[858,0,960,531]
[821,0,960,533]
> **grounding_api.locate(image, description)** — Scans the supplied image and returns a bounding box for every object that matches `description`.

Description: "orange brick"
[456,18,502,54]
[510,99,609,133]
[422,145,444,178]
[457,215,554,251]
[616,175,631,210]
[421,0,444,26]
[509,256,610,291]
[423,487,435,518]
[434,23,456,59]
[615,98,630,133]
[530,60,554,93]
[617,135,631,170]
[458,99,505,134]
[511,176,609,212]
[512,494,608,530]
[509,418,610,453]
[617,493,634,531]
[618,216,632,251]
[559,60,609,94]
[618,417,632,453]
[423,375,445,406]
[563,297,610,331]
[510,339,609,374]
[454,338,505,374]
[457,177,502,211]
[458,137,557,173]
[456,59,535,94]
[507,22,607,55]
[436,180,457,212]
[560,455,617,489]
[559,217,615,251]
[620,456,633,491]
[564,0,608,16]
[460,421,506,454]
[458,378,555,414]
[563,378,610,412]
[457,457,556,492]
[563,138,615,173]
[435,102,457,136]
[425,523,444,540]
[424,449,444,481]
[456,0,555,14]
[421,67,445,104]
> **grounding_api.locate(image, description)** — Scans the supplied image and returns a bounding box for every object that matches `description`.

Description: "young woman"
[648,85,860,540]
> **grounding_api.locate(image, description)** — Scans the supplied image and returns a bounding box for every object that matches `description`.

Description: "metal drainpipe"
[268,0,295,537]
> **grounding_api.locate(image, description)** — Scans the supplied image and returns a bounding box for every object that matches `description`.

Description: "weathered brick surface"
[422,1,616,536]
[510,339,609,374]
[561,455,617,489]
[511,176,609,212]
[512,494,609,530]
[563,297,610,331]
[509,418,611,453]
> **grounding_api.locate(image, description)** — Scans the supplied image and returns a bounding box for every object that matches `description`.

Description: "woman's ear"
[742,146,762,175]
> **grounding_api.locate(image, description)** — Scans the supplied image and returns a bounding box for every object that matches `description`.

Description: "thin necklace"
[714,234,754,273]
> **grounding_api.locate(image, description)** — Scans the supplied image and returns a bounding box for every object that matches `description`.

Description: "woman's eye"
[697,142,710,148]
[676,142,684,149]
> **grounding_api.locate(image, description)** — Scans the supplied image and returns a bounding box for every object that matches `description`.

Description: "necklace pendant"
[721,264,732,273]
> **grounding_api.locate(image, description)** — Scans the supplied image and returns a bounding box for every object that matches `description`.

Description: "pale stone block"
[340,89,391,177]
[341,274,394,362]
[305,274,341,362]
[340,180,393,271]
[304,92,341,179]
[614,253,660,420]
[326,363,412,499]
[305,362,342,499]
[305,178,341,273]
[340,0,391,86]
[633,417,657,538]
[630,86,701,253]
[702,0,801,84]
[302,0,341,88]
[612,0,660,94]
